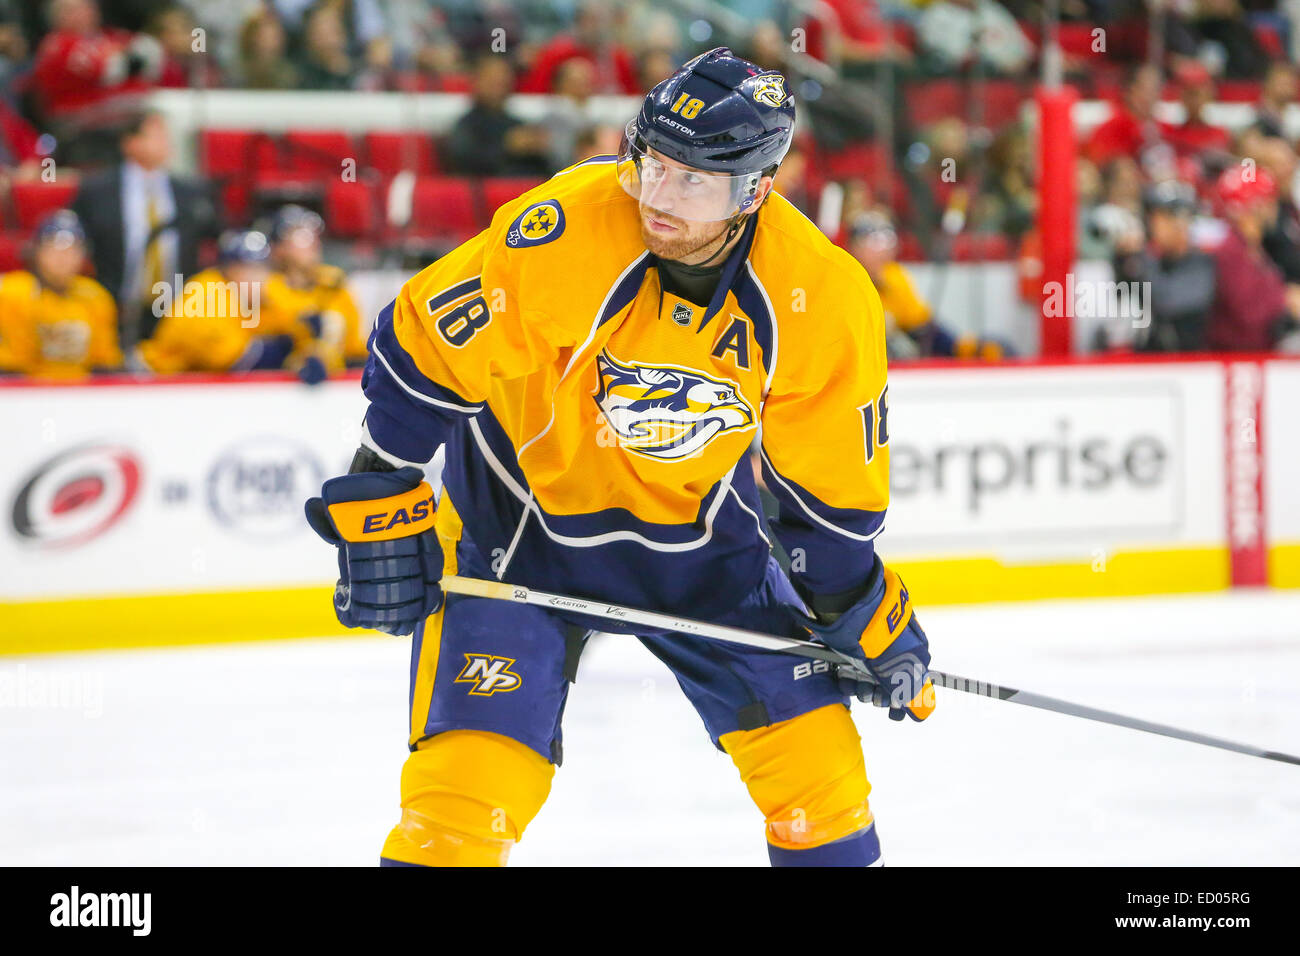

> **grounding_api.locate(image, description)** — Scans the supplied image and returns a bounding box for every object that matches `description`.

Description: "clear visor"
[280,226,321,249]
[854,230,897,253]
[617,132,761,223]
[41,231,82,251]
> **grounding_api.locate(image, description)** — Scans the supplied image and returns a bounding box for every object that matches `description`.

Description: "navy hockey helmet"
[217,229,271,264]
[267,204,325,244]
[618,47,795,222]
[847,211,899,250]
[34,209,87,249]
[1142,180,1197,216]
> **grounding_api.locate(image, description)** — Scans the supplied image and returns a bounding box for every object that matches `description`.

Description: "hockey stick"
[441,574,1300,767]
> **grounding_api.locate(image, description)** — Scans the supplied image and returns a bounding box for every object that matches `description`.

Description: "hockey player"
[0,210,121,378]
[263,205,368,373]
[846,212,1010,361]
[138,229,325,381]
[306,48,935,867]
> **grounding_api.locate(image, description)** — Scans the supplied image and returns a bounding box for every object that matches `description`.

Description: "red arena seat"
[200,129,277,177]
[11,180,79,230]
[896,232,925,261]
[908,79,964,126]
[363,132,437,177]
[324,180,377,240]
[282,130,357,177]
[821,143,889,182]
[977,81,1029,128]
[410,177,478,238]
[482,177,545,216]
[0,233,25,271]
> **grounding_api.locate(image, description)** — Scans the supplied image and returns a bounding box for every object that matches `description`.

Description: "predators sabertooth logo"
[751,75,788,108]
[593,350,756,460]
[455,654,522,696]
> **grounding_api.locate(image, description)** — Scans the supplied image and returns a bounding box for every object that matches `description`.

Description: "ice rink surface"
[3,589,1299,866]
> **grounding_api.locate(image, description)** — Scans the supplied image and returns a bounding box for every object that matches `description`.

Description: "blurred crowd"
[1073,58,1300,352]
[6,0,1294,100]
[4,0,1300,381]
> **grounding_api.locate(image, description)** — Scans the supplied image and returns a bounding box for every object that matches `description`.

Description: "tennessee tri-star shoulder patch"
[506,200,565,248]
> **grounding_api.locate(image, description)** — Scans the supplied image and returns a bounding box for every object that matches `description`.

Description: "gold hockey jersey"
[361,157,891,617]
[0,271,120,378]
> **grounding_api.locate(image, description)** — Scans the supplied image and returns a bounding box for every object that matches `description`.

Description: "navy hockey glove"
[304,467,443,636]
[234,334,296,371]
[796,556,935,722]
[296,354,328,385]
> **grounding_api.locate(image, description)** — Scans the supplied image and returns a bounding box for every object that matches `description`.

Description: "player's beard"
[638,206,733,264]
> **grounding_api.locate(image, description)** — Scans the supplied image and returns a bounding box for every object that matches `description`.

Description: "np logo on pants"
[456,654,523,696]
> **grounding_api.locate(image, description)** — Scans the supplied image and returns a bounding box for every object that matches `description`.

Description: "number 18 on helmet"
[616,47,796,224]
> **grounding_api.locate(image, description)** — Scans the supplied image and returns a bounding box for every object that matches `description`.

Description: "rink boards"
[1,356,1297,652]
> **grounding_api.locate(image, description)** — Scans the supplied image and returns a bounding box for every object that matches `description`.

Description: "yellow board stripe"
[0,586,362,656]
[892,545,1231,606]
[1269,542,1300,588]
[0,545,1291,657]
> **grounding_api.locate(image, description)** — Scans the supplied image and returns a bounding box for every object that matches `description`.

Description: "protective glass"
[617,129,761,223]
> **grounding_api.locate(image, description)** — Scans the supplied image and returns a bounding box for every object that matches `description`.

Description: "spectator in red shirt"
[0,95,45,220]
[1085,63,1164,167]
[801,0,909,69]
[1159,61,1232,159]
[1208,165,1300,350]
[518,2,639,95]
[30,0,163,123]
[0,98,41,170]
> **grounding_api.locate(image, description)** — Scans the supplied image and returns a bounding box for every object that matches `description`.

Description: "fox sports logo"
[206,437,323,537]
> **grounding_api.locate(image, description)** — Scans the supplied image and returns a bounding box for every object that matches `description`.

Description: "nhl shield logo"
[671,303,693,327]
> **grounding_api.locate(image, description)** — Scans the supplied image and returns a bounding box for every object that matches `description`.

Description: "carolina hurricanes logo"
[11,445,142,548]
[593,350,755,460]
[752,75,787,108]
[455,654,522,696]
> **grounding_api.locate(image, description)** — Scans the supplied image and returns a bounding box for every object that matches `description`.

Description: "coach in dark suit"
[72,109,220,347]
